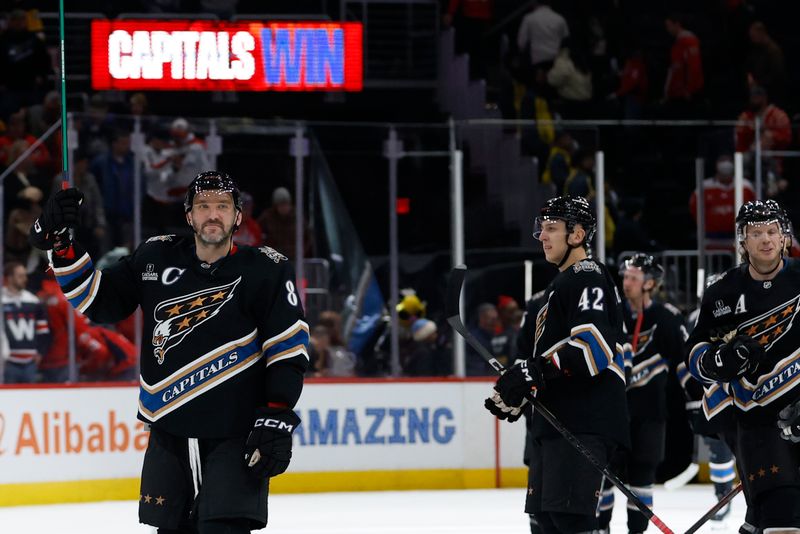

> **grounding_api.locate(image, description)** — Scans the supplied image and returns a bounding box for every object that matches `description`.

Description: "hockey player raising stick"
[29,172,309,534]
[687,199,800,532]
[598,253,688,534]
[485,196,630,534]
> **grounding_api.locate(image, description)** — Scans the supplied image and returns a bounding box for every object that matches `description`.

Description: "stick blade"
[446,264,467,321]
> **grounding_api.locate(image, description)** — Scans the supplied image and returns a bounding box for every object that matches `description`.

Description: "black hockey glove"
[699,334,765,382]
[28,188,84,251]
[485,359,543,422]
[777,400,800,443]
[244,407,301,478]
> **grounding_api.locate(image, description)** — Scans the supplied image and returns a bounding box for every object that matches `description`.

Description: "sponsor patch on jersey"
[142,263,158,281]
[151,277,242,365]
[712,299,732,318]
[258,246,288,263]
[146,234,175,243]
[572,259,601,274]
[736,294,800,350]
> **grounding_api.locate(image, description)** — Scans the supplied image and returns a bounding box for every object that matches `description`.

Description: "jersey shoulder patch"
[572,259,602,274]
[257,246,288,263]
[146,234,176,243]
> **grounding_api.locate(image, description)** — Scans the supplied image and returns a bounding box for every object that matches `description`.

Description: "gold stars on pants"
[140,494,166,505]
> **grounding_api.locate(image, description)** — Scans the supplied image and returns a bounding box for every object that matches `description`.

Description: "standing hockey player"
[687,199,800,532]
[599,253,687,534]
[29,171,309,534]
[485,195,629,534]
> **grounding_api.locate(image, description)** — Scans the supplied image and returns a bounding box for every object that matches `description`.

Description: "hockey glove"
[28,188,84,251]
[244,407,301,478]
[777,400,800,443]
[485,359,542,422]
[699,334,765,382]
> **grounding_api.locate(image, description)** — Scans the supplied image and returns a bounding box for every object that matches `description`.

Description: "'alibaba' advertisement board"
[91,19,363,92]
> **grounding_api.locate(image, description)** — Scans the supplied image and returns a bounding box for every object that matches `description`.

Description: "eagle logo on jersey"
[146,234,175,243]
[258,246,288,263]
[631,325,656,355]
[151,277,241,364]
[736,294,800,350]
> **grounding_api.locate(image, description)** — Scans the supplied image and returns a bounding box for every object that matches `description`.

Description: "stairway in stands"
[437,29,546,249]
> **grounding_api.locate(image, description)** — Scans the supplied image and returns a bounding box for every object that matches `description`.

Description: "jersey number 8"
[286,280,299,306]
[578,287,604,312]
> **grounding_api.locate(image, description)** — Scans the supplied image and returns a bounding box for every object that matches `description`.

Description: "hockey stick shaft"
[446,265,674,534]
[58,0,69,187]
[683,482,742,534]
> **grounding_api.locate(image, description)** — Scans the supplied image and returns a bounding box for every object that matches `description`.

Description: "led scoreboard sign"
[91,20,363,91]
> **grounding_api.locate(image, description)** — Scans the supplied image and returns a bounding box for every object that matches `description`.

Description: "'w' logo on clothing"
[151,277,241,365]
[5,316,35,341]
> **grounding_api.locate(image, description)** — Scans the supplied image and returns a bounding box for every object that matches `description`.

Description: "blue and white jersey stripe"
[710,459,736,483]
[139,329,262,421]
[262,319,310,367]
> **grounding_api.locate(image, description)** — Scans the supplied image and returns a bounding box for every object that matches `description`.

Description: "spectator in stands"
[37,273,90,383]
[26,90,61,137]
[79,95,116,158]
[745,21,787,106]
[563,149,595,197]
[77,326,138,382]
[735,85,791,190]
[0,9,52,120]
[234,191,264,247]
[609,44,649,121]
[519,66,555,162]
[547,37,593,118]
[91,130,135,248]
[494,295,519,366]
[2,138,44,218]
[316,310,357,376]
[52,149,108,258]
[403,318,450,376]
[663,13,704,113]
[517,1,569,75]
[5,171,41,269]
[442,0,494,78]
[497,295,520,333]
[689,154,756,250]
[540,130,574,194]
[157,118,210,226]
[2,261,49,384]
[257,186,312,260]
[0,109,52,175]
[466,302,500,375]
[613,197,661,256]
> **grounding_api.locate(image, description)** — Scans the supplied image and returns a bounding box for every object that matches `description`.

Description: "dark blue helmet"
[184,171,242,213]
[535,195,596,242]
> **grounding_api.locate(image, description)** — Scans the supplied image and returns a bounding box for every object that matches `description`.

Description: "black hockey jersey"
[51,236,309,438]
[517,259,630,448]
[687,259,800,425]
[622,300,687,420]
[2,288,50,364]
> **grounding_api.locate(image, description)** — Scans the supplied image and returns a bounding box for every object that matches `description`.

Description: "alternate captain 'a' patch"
[151,277,241,364]
[736,294,800,350]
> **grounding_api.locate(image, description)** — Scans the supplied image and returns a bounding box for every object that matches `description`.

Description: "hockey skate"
[710,502,732,530]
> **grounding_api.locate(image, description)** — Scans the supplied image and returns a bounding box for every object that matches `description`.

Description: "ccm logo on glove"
[253,418,296,432]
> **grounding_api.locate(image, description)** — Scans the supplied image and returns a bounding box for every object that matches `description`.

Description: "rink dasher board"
[0,379,528,506]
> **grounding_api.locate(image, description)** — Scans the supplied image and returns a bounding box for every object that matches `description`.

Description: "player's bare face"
[190,192,238,246]
[744,222,783,269]
[622,268,645,300]
[536,220,568,263]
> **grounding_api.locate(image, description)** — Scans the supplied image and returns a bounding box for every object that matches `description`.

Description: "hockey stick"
[446,265,675,534]
[58,0,69,187]
[683,481,742,534]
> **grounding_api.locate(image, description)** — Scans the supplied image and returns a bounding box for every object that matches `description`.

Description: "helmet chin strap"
[557,236,579,269]
[749,237,785,276]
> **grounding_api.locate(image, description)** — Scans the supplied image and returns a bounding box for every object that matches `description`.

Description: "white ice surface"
[0,485,746,534]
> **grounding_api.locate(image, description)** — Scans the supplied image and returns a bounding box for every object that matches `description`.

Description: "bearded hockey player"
[29,172,309,534]
[687,199,800,531]
[485,195,629,534]
[598,253,687,534]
